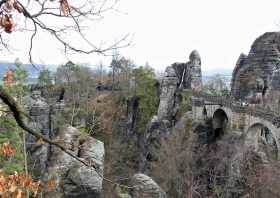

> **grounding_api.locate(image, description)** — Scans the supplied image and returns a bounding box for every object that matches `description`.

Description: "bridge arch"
[245,123,278,161]
[212,108,229,139]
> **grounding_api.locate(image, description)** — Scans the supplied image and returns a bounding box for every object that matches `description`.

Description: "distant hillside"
[202,68,232,77]
[0,62,57,81]
[202,68,233,88]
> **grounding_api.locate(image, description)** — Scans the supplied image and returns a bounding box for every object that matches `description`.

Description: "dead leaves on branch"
[0,171,40,197]
[0,0,71,33]
[46,179,54,191]
[0,14,13,33]
[0,142,15,155]
[0,142,55,197]
[0,0,23,33]
[13,1,23,13]
[0,170,55,197]
[60,0,71,16]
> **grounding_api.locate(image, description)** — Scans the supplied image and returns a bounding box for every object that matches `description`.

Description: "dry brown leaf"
[3,0,14,12]
[13,2,23,13]
[12,189,23,198]
[47,179,55,191]
[0,15,13,33]
[31,181,40,196]
[0,142,16,155]
[60,0,70,16]
[9,183,17,193]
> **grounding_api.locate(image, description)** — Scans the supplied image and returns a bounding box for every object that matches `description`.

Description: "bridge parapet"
[192,91,280,127]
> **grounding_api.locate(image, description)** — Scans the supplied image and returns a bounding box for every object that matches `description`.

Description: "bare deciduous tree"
[0,0,130,63]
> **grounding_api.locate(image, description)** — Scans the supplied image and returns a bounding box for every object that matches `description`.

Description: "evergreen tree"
[132,66,158,133]
[13,58,28,85]
[38,68,53,86]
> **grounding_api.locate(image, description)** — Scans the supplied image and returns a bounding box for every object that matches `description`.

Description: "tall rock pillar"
[189,50,202,90]
[157,66,178,121]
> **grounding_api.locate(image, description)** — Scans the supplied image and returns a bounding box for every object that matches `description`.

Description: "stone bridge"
[192,91,280,160]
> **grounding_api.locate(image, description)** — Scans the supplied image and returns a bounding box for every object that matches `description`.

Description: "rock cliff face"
[46,126,104,198]
[22,89,105,198]
[157,50,202,123]
[231,32,280,101]
[157,66,178,121]
[266,67,280,111]
[22,90,51,178]
[172,50,202,90]
[139,50,202,172]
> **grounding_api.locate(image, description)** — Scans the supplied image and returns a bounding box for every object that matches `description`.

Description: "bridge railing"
[192,91,280,125]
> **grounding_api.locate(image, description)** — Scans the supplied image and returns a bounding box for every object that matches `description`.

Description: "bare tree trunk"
[112,65,115,90]
[22,130,29,197]
[70,102,76,126]
[22,131,28,175]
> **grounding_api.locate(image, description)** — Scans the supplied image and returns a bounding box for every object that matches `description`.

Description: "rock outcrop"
[138,116,169,171]
[188,50,203,90]
[126,96,141,135]
[265,66,280,111]
[22,89,51,178]
[231,32,280,101]
[46,126,105,198]
[129,174,167,198]
[157,50,202,123]
[157,66,178,121]
[139,50,202,172]
[22,87,105,198]
[172,50,202,90]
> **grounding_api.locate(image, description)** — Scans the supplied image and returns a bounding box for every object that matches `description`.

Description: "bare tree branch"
[0,85,97,170]
[0,0,131,62]
[0,85,134,189]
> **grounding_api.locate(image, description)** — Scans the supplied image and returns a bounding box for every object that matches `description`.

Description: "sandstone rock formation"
[157,50,202,122]
[172,50,202,90]
[139,50,202,172]
[157,66,178,121]
[22,89,50,178]
[138,116,169,171]
[46,126,105,198]
[265,66,280,111]
[22,87,105,198]
[129,174,167,198]
[126,96,141,135]
[231,32,280,101]
[188,50,203,90]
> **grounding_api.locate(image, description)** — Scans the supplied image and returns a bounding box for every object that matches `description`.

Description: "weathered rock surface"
[46,126,105,198]
[265,67,280,110]
[158,50,202,121]
[22,90,50,178]
[231,32,280,101]
[157,66,178,121]
[138,116,169,172]
[23,88,105,198]
[139,50,202,172]
[129,174,167,198]
[126,96,141,135]
[172,50,202,90]
[188,50,203,90]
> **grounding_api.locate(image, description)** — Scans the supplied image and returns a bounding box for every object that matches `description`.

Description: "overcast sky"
[2,0,280,72]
